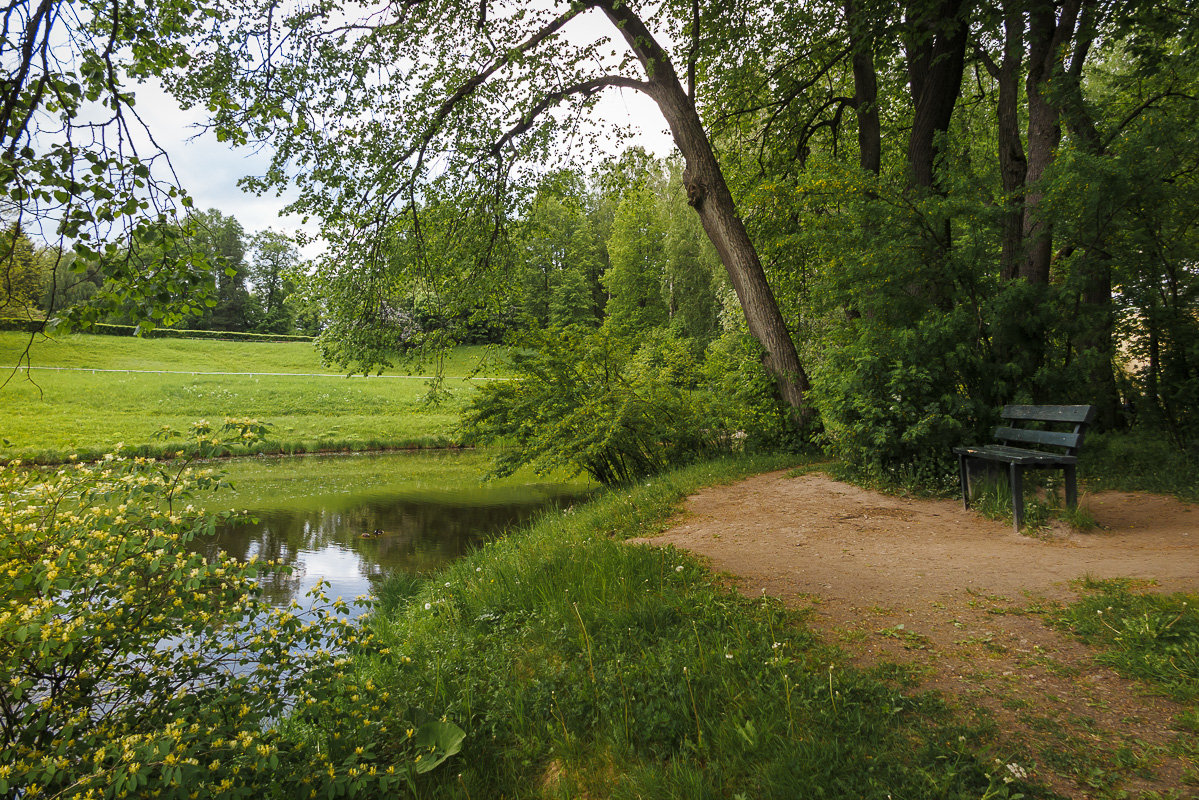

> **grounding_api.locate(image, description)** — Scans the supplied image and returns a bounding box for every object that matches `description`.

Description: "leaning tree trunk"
[597,0,813,421]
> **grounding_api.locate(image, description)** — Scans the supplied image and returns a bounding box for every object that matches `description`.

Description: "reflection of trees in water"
[188,489,586,607]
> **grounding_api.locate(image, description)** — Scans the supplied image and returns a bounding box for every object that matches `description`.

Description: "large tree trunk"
[1021,0,1082,285]
[993,4,1028,281]
[846,0,881,176]
[597,0,813,420]
[1076,257,1120,426]
[904,0,969,191]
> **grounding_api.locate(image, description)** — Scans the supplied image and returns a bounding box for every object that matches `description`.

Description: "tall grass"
[1,333,508,462]
[1056,578,1199,704]
[362,456,1043,798]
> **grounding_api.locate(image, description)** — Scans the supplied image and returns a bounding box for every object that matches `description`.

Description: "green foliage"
[1047,100,1199,448]
[306,189,514,376]
[1056,579,1199,702]
[0,425,465,798]
[0,226,44,316]
[0,319,312,342]
[1081,431,1199,501]
[1,0,216,334]
[515,172,604,330]
[602,186,670,338]
[362,457,1042,799]
[246,230,301,335]
[466,327,744,485]
[701,330,804,451]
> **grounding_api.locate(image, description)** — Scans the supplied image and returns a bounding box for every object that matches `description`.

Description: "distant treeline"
[0,318,313,343]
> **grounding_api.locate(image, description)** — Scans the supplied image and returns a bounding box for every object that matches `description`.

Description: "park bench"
[953,404,1096,531]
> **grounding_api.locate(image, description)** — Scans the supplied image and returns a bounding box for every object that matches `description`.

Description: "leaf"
[412,720,465,774]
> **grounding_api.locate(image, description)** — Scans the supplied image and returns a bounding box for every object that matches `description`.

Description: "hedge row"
[0,318,314,343]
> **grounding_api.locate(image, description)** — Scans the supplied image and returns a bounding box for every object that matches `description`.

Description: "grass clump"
[361,456,1046,799]
[1056,578,1199,703]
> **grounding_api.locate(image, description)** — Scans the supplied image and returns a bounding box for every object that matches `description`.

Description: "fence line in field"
[10,366,509,380]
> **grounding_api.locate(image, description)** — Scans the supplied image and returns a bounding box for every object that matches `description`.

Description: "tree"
[516,172,604,329]
[191,209,252,331]
[248,229,300,333]
[0,0,216,333]
[662,163,721,345]
[603,186,669,337]
[180,0,814,421]
[0,224,43,315]
[247,229,299,333]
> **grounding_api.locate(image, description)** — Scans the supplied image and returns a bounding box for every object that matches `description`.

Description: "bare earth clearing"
[636,471,1199,799]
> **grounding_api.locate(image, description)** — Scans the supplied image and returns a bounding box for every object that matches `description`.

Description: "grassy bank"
[361,455,1044,799]
[210,450,591,513]
[1,332,507,463]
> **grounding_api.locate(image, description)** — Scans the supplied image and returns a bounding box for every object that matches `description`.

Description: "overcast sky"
[136,79,677,250]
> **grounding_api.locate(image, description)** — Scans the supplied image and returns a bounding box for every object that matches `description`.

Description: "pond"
[190,451,589,609]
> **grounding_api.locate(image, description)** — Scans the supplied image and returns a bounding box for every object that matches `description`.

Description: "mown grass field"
[0,332,507,462]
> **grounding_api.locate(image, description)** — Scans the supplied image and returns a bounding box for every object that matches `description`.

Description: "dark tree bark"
[846,0,881,175]
[904,0,970,191]
[977,4,1029,281]
[1021,0,1083,285]
[593,0,813,419]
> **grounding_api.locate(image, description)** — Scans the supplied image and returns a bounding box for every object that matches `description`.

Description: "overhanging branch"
[488,75,649,158]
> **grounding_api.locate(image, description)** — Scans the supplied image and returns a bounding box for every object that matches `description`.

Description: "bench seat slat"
[952,444,1078,465]
[1002,404,1096,424]
[993,426,1082,451]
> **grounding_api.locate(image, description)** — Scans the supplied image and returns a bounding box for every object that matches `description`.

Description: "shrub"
[0,422,462,798]
[465,327,737,485]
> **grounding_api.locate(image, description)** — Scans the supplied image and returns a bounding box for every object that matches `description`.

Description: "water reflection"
[193,486,586,608]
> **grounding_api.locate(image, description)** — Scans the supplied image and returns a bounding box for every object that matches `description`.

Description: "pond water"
[189,451,588,609]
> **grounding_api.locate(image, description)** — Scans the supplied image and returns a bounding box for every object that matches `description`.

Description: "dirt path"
[637,470,1199,799]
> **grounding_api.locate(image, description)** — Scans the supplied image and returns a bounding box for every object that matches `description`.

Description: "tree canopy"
[4,0,1198,473]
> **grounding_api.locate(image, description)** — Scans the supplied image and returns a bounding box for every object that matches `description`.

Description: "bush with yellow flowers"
[0,420,463,799]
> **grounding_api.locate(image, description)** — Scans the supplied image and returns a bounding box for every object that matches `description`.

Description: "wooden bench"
[953,404,1096,530]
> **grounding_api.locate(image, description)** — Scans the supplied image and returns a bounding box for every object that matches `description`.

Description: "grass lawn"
[0,332,506,462]
[363,455,1051,798]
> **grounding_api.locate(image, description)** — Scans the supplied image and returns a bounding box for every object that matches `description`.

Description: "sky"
[136,74,677,250]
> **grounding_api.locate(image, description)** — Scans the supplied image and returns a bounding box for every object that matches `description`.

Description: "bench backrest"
[994,404,1096,455]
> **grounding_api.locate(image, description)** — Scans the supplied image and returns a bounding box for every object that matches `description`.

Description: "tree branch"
[488,75,649,158]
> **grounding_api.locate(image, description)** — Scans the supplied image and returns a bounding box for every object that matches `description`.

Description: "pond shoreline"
[1,440,476,468]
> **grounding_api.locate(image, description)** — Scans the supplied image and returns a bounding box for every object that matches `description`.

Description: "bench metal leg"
[1009,462,1025,531]
[1064,464,1078,509]
[958,454,971,509]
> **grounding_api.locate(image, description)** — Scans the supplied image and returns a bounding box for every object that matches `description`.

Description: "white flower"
[675,566,684,573]
[424,603,432,610]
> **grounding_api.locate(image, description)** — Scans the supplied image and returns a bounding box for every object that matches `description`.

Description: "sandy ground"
[636,470,1199,798]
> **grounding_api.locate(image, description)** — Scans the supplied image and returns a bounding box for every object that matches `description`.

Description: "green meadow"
[0,332,506,462]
